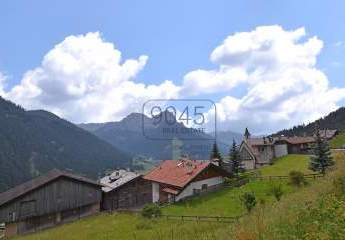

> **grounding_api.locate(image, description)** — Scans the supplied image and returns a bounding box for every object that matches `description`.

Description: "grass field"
[330,132,345,149]
[13,153,345,240]
[258,154,314,176]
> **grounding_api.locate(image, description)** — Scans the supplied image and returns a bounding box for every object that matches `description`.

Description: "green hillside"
[258,154,313,176]
[330,132,345,149]
[275,107,345,136]
[0,96,131,192]
[12,153,345,240]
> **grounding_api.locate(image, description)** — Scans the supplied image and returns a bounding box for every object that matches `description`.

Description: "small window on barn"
[19,200,36,218]
[8,212,16,222]
[201,184,208,190]
[88,190,95,198]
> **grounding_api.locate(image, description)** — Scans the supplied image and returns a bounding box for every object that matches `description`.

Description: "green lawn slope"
[330,132,345,149]
[258,154,313,176]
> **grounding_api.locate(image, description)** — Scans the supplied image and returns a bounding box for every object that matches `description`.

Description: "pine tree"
[229,139,244,176]
[309,123,334,174]
[210,142,223,166]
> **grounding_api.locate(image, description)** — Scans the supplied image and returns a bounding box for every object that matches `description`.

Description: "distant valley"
[79,112,243,165]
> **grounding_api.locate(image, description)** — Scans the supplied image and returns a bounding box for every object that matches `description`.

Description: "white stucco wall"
[175,176,223,201]
[274,144,288,158]
[152,182,160,203]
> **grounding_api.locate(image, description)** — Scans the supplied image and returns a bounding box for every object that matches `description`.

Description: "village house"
[0,169,102,237]
[143,159,229,203]
[239,128,338,169]
[101,170,152,211]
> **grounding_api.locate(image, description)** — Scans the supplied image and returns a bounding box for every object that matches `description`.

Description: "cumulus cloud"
[2,32,180,123]
[2,26,344,134]
[183,25,345,134]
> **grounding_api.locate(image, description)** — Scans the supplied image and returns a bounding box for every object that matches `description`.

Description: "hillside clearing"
[330,132,345,149]
[258,154,314,176]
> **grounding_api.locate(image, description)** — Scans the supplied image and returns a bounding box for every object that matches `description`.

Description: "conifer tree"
[210,142,223,166]
[229,139,244,176]
[309,123,334,174]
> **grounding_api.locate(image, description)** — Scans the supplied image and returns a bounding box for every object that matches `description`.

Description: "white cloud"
[2,26,344,134]
[182,25,345,134]
[2,32,180,123]
[335,41,345,48]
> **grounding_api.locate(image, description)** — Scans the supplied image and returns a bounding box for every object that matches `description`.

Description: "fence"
[254,173,324,181]
[160,214,243,223]
[0,224,4,239]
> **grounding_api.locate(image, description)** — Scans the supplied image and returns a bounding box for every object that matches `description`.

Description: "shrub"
[141,204,161,218]
[240,192,257,212]
[289,171,306,187]
[269,183,284,201]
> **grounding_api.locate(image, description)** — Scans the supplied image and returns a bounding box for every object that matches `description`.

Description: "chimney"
[263,137,266,144]
[186,161,194,174]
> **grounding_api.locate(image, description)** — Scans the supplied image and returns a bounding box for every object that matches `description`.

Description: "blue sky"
[1,0,345,134]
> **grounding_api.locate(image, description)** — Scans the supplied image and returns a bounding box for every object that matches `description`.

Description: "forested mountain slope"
[275,107,345,136]
[0,96,131,192]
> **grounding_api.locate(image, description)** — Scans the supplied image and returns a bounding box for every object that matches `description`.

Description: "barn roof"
[143,160,225,188]
[100,169,141,193]
[281,136,315,144]
[246,138,274,146]
[0,169,102,206]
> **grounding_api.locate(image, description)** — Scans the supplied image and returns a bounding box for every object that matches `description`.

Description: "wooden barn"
[143,159,229,203]
[0,169,102,237]
[101,170,152,211]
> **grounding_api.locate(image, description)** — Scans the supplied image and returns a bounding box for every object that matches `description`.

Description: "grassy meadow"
[12,152,345,240]
[258,154,313,176]
[330,132,345,149]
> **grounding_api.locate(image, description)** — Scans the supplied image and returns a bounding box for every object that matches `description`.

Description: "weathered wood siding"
[0,177,101,223]
[254,145,274,165]
[102,177,152,211]
[240,145,255,169]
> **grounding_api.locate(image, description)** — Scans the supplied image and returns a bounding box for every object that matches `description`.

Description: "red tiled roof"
[143,160,211,188]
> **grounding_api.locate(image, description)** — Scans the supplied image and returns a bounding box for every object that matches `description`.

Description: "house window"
[201,184,208,190]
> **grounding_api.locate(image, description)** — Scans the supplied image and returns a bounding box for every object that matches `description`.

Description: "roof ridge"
[0,169,101,206]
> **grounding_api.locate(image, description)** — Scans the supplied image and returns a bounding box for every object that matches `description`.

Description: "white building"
[143,159,229,203]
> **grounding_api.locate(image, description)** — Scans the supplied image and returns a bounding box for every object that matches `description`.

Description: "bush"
[141,204,161,218]
[289,171,306,187]
[240,192,257,212]
[269,183,284,201]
